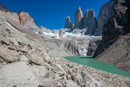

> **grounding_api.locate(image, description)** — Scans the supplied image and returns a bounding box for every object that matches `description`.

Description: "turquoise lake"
[64,56,130,77]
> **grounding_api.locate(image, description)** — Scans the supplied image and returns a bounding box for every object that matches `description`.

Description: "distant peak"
[90,8,94,11]
[77,6,82,11]
[78,6,81,9]
[66,16,71,21]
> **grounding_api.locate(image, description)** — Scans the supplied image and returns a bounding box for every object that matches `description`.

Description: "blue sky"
[1,0,110,29]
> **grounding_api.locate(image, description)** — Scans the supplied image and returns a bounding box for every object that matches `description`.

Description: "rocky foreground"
[0,11,130,87]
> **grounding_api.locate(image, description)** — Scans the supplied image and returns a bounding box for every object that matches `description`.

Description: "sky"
[1,0,110,29]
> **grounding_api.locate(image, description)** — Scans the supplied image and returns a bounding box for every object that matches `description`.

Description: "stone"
[0,62,40,87]
[30,65,48,80]
[40,79,55,87]
[30,55,44,65]
[9,37,18,46]
[0,4,12,12]
[43,71,55,79]
[20,55,29,62]
[80,71,92,82]
[52,64,66,74]
[0,46,20,63]
[83,9,97,35]
[64,16,73,29]
[94,0,130,72]
[99,80,107,87]
[56,82,62,87]
[66,80,80,87]
[96,0,114,35]
[74,73,83,84]
[17,11,40,31]
[74,7,83,28]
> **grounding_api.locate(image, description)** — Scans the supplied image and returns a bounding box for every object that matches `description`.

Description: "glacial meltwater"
[64,56,130,77]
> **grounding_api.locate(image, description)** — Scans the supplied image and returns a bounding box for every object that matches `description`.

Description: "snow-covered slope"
[38,27,102,56]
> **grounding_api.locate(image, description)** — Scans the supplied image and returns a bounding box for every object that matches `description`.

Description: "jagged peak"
[65,16,73,29]
[77,6,81,10]
[85,9,95,18]
[75,6,83,17]
[66,16,71,22]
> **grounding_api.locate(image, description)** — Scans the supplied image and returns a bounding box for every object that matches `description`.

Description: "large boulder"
[0,62,40,87]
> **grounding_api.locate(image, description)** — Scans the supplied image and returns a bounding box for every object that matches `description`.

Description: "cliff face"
[84,9,97,35]
[74,7,83,29]
[17,11,40,30]
[0,4,40,32]
[96,0,114,36]
[51,36,101,56]
[94,0,130,72]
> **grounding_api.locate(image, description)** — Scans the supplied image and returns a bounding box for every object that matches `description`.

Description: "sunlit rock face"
[96,0,114,36]
[0,4,40,32]
[17,11,40,31]
[74,7,83,29]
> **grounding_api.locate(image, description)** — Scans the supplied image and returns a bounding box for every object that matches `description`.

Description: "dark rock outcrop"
[84,9,97,35]
[64,16,73,29]
[96,0,114,36]
[74,7,83,28]
[94,0,130,72]
[87,39,101,56]
[73,7,97,35]
[64,6,97,35]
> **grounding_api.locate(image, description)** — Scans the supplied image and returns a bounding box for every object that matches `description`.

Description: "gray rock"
[0,46,20,63]
[84,9,97,35]
[96,0,114,35]
[64,16,73,29]
[40,78,55,87]
[52,64,66,74]
[74,7,83,28]
[81,71,92,82]
[66,80,80,87]
[29,55,44,65]
[30,65,48,80]
[43,71,55,79]
[0,62,40,87]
